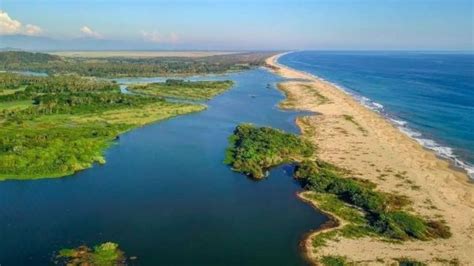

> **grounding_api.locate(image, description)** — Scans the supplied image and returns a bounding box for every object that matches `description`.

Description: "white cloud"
[25,24,43,35]
[80,26,102,39]
[141,30,161,43]
[0,10,42,36]
[169,32,179,43]
[141,30,179,44]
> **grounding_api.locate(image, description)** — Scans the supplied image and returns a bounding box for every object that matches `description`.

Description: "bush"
[225,124,313,178]
[320,255,347,266]
[426,220,452,239]
[294,161,450,241]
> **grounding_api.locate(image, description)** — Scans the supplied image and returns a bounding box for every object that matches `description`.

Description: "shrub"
[225,124,313,178]
[294,161,450,241]
[320,255,347,266]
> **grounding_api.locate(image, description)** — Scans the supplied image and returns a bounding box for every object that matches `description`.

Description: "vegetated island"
[56,242,127,266]
[0,70,232,180]
[129,79,234,100]
[259,54,474,264]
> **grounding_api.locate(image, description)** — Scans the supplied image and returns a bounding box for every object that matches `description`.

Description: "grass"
[277,83,329,110]
[301,84,329,104]
[306,192,366,225]
[0,100,32,111]
[73,101,206,126]
[342,114,367,134]
[129,79,234,100]
[304,192,377,249]
[295,160,451,241]
[0,85,27,96]
[223,125,450,243]
[0,74,222,180]
[320,255,347,266]
[0,102,206,180]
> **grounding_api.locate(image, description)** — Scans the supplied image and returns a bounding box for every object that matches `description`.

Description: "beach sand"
[266,54,474,265]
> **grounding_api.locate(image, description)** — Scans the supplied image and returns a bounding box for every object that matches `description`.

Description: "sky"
[0,0,473,50]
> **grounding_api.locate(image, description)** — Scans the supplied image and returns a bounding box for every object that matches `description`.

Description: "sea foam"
[277,57,474,180]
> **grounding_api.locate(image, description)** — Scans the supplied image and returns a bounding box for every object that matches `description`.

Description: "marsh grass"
[129,79,233,100]
[342,114,367,134]
[0,74,214,180]
[320,255,348,266]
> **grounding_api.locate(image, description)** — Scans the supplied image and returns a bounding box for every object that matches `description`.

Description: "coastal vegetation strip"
[0,51,277,77]
[129,79,233,100]
[0,72,227,180]
[49,51,236,58]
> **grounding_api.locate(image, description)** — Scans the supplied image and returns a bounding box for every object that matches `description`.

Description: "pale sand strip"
[266,53,474,265]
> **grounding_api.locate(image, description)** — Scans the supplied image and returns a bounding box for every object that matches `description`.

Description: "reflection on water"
[0,68,326,265]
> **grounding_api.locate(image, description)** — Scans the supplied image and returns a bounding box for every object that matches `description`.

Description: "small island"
[129,79,234,100]
[224,123,313,178]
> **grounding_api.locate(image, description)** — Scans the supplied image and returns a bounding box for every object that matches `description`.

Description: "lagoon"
[0,68,325,265]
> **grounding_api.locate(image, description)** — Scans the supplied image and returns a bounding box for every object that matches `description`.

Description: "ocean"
[279,51,474,179]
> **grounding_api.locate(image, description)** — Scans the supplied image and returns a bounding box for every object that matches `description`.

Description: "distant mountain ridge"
[0,51,62,66]
[0,34,177,51]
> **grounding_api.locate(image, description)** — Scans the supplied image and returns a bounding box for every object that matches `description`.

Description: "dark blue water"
[0,69,326,265]
[280,51,474,178]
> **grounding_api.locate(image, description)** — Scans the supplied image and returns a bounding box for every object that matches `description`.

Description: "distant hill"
[0,51,62,66]
[0,34,194,51]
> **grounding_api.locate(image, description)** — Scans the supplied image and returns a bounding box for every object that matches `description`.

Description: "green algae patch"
[57,242,127,266]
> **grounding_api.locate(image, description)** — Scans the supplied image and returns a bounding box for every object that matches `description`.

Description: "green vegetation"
[295,160,451,241]
[0,51,276,77]
[57,242,126,266]
[224,124,314,178]
[278,83,329,110]
[223,124,452,265]
[129,79,234,100]
[0,72,215,180]
[342,114,367,134]
[303,192,376,249]
[320,255,347,266]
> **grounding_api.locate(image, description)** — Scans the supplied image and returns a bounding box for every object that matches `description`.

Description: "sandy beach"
[266,53,474,265]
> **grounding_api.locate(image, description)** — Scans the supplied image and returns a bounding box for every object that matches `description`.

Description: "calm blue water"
[0,69,325,265]
[280,51,474,178]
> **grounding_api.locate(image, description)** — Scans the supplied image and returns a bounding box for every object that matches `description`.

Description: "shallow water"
[0,68,326,265]
[280,51,474,178]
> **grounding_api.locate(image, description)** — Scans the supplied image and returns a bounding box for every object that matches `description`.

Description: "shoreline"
[270,53,474,180]
[296,191,344,266]
[266,53,474,264]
